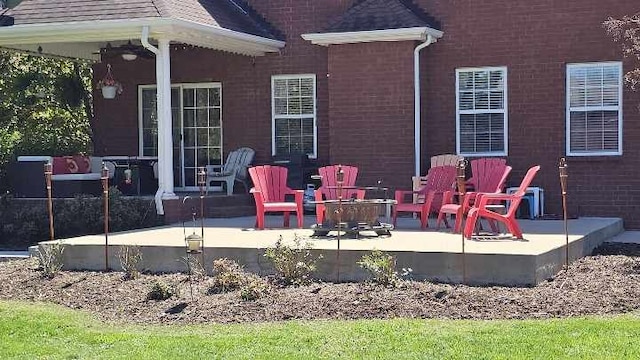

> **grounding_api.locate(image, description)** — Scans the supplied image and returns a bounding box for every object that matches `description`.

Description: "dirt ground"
[0,243,638,325]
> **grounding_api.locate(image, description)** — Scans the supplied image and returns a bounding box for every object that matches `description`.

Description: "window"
[566,62,622,156]
[272,74,317,157]
[456,67,508,156]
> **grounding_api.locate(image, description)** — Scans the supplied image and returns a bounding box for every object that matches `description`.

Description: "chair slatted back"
[223,147,255,181]
[318,165,359,200]
[430,154,462,168]
[420,165,458,211]
[470,158,509,193]
[506,165,541,217]
[248,165,290,203]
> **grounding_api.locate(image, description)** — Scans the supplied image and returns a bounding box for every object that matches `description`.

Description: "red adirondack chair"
[248,165,304,230]
[392,165,457,229]
[314,165,365,224]
[463,165,541,239]
[467,158,508,191]
[437,159,512,233]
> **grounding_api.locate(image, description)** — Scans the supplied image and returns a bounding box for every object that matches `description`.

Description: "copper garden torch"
[456,158,467,284]
[44,162,54,241]
[101,162,110,270]
[335,164,344,283]
[197,166,207,263]
[559,158,569,269]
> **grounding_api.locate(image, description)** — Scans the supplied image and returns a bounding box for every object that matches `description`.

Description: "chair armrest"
[476,193,515,207]
[205,165,226,174]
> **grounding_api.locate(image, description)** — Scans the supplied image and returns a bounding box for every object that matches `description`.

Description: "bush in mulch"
[263,235,322,286]
[0,243,638,324]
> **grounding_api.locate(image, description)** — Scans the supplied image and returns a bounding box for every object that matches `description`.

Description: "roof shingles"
[1,0,283,40]
[322,0,441,33]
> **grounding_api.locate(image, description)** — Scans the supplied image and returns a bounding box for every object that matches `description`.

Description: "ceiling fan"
[96,41,154,61]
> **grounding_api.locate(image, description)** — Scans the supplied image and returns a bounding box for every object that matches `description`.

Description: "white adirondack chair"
[205,147,255,195]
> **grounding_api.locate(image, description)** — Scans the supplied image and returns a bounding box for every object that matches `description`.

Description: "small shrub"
[240,275,270,301]
[209,258,248,294]
[357,249,400,287]
[37,242,65,278]
[147,281,178,301]
[118,245,143,280]
[264,235,322,286]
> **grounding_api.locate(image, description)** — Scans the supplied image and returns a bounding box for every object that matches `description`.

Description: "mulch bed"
[1,243,639,325]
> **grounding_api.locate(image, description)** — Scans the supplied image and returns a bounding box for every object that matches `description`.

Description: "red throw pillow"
[52,157,71,174]
[73,155,91,173]
[52,156,90,174]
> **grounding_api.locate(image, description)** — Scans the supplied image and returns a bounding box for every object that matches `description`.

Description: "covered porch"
[0,0,285,215]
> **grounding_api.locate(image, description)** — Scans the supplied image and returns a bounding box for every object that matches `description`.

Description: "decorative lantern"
[185,233,204,254]
[456,158,467,196]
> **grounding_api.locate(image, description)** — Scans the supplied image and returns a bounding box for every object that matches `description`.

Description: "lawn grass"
[1,300,639,359]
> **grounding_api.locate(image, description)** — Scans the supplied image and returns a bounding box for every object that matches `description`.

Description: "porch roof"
[0,0,285,59]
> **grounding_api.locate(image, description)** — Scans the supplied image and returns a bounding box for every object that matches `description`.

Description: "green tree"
[0,51,95,185]
[604,13,640,90]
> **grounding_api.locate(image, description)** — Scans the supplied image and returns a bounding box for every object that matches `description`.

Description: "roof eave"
[0,18,285,57]
[301,26,443,46]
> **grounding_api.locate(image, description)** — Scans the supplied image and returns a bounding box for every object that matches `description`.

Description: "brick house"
[0,1,638,226]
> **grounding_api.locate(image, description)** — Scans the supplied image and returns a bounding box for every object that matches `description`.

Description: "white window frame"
[271,74,318,158]
[455,66,508,157]
[566,62,623,157]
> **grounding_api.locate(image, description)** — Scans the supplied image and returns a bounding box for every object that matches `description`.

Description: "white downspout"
[141,26,166,215]
[414,34,434,177]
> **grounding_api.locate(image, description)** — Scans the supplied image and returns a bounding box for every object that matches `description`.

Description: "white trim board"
[301,27,443,46]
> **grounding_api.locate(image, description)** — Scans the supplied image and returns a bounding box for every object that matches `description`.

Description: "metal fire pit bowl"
[311,199,394,237]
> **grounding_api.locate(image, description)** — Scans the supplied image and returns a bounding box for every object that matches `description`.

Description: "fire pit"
[310,199,395,237]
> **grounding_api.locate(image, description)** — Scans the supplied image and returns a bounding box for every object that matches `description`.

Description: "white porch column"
[157,38,175,199]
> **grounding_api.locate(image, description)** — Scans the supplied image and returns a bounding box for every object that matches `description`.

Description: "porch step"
[163,194,255,223]
[207,205,255,218]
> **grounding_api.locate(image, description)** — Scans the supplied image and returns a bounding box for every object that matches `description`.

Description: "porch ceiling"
[0,18,286,60]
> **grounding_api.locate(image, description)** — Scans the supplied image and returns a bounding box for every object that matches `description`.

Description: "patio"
[40,215,623,286]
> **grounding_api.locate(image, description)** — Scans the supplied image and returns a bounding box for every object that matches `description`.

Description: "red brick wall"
[92,0,640,227]
[328,41,416,190]
[417,0,640,226]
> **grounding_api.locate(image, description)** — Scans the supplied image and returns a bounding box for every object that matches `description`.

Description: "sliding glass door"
[139,83,223,191]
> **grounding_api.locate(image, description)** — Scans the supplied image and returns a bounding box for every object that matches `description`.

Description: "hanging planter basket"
[101,85,118,99]
[96,64,123,99]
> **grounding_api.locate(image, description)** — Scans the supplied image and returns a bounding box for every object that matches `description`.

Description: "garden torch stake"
[456,158,467,284]
[101,163,110,270]
[44,162,55,241]
[559,158,569,269]
[198,166,207,265]
[336,165,344,283]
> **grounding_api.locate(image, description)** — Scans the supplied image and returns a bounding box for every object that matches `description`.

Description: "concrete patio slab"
[38,216,623,286]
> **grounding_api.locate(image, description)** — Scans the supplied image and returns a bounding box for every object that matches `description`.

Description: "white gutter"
[0,18,284,54]
[302,26,442,46]
[141,26,166,215]
[414,34,435,177]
